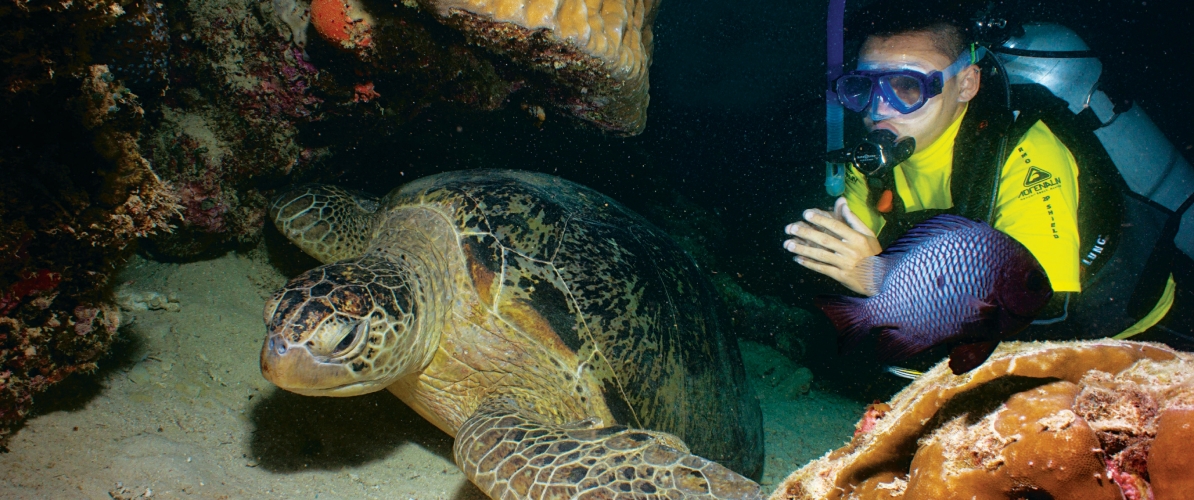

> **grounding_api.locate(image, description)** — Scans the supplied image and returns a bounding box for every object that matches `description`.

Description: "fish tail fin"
[815,294,873,354]
[845,255,890,297]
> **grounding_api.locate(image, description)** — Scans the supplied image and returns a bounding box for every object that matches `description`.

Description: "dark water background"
[323,0,1194,393]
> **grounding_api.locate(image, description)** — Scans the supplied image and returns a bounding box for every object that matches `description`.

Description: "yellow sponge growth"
[432,0,657,80]
[427,0,660,134]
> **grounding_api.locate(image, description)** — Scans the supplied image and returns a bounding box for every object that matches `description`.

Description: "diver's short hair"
[848,2,971,60]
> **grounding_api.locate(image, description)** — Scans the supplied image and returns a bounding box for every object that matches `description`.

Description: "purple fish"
[816,214,1053,374]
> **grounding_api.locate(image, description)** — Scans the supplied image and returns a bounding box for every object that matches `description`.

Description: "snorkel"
[824,0,911,192]
[825,0,847,196]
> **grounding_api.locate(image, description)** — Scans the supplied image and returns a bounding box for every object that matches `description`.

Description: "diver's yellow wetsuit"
[843,108,1174,336]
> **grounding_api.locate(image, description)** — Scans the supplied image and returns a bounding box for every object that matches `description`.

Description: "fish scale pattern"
[857,215,1047,359]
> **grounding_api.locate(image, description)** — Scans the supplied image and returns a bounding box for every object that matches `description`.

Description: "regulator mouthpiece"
[826,129,916,177]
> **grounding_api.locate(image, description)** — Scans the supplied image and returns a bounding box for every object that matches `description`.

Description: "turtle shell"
[382,169,763,478]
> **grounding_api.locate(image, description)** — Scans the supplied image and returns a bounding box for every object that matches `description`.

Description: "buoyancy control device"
[992,22,1194,260]
[822,3,1194,260]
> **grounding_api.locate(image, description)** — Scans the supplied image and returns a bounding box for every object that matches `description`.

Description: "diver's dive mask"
[834,46,988,115]
[826,129,915,177]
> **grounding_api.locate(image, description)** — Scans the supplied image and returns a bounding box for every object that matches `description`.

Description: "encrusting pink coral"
[853,402,891,438]
[0,271,61,316]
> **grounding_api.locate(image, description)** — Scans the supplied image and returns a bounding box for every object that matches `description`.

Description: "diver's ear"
[957,65,981,102]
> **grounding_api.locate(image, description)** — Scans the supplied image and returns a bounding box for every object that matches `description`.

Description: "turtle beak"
[260,335,381,397]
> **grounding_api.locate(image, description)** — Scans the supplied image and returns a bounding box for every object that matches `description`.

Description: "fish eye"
[333,321,367,355]
[1026,270,1045,292]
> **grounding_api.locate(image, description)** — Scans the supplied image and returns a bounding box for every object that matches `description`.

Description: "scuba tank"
[992,23,1194,260]
[819,2,1194,254]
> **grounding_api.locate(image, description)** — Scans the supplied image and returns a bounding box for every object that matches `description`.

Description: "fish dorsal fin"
[883,214,988,258]
[948,341,1001,374]
[848,256,890,297]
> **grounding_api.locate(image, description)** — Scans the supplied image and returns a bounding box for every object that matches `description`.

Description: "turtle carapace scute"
[261,170,764,499]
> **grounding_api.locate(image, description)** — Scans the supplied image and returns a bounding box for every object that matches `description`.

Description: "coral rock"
[434,0,660,134]
[0,4,172,444]
[0,271,62,317]
[1149,407,1194,499]
[905,381,1117,500]
[353,81,381,102]
[307,0,662,134]
[430,0,657,85]
[770,340,1194,500]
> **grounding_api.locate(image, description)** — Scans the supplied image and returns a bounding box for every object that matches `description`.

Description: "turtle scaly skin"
[270,184,381,263]
[456,398,762,499]
[260,170,764,498]
[262,253,430,397]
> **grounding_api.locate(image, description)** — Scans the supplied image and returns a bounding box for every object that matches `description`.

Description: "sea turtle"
[260,169,764,499]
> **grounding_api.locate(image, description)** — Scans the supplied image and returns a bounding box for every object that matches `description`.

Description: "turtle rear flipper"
[270,184,381,263]
[455,398,763,500]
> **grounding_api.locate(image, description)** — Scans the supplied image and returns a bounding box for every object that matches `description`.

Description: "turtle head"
[260,255,435,397]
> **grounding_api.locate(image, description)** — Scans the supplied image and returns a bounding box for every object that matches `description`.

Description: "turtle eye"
[333,321,366,355]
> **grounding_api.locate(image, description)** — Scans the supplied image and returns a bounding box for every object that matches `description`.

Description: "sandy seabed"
[0,249,861,499]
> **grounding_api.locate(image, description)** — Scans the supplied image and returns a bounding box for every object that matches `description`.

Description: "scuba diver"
[782,0,1194,363]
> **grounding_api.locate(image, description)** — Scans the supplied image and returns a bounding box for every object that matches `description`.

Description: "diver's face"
[859,32,978,153]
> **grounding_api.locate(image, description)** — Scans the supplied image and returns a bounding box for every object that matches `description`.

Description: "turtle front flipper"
[455,398,763,500]
[270,184,381,263]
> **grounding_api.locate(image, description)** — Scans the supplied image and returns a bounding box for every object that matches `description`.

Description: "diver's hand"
[783,197,883,296]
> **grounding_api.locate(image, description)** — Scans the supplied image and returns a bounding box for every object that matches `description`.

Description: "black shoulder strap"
[1010,84,1127,278]
[877,56,1014,247]
[951,58,1016,222]
[878,76,1127,282]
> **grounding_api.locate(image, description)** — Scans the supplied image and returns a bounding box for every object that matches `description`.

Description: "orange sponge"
[310,0,373,51]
